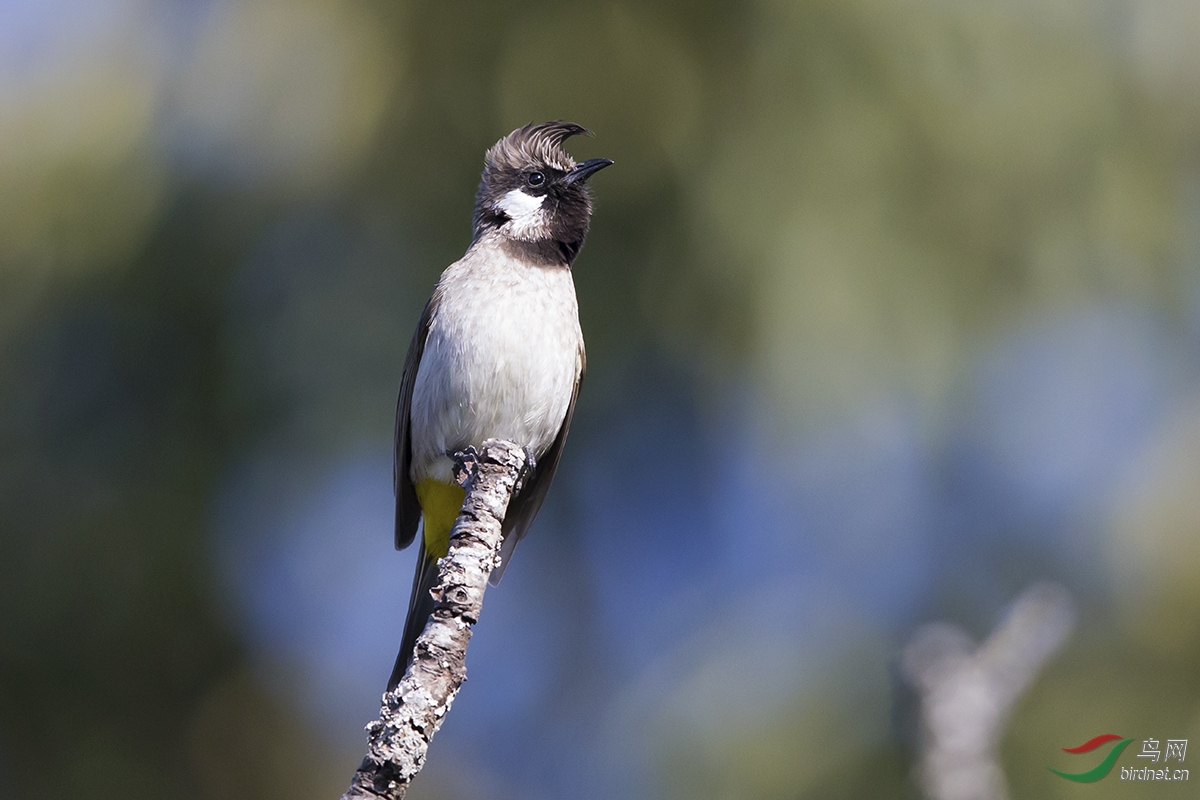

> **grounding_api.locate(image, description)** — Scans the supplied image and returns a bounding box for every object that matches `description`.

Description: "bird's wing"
[489,344,585,585]
[394,292,440,550]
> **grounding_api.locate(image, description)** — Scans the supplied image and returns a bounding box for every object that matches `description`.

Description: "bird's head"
[473,121,612,262]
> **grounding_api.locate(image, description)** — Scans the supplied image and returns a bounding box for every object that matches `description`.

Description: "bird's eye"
[526,171,546,187]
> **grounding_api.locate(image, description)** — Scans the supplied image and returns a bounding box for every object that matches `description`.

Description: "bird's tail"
[387,539,440,690]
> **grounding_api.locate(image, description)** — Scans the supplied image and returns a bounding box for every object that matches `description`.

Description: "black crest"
[484,121,591,174]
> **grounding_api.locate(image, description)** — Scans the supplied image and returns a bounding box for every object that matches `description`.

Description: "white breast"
[408,244,583,483]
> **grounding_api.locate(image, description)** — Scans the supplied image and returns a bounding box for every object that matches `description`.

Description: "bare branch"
[341,439,528,800]
[902,583,1075,800]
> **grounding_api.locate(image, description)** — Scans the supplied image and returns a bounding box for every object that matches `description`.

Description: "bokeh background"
[3,0,1200,798]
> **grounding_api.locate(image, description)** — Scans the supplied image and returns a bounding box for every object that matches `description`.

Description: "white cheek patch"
[497,189,545,219]
[496,189,548,239]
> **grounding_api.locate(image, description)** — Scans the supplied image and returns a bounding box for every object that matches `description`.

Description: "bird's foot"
[515,445,537,492]
[452,445,480,486]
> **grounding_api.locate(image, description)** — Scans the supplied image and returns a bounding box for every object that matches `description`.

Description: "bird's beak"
[565,158,614,185]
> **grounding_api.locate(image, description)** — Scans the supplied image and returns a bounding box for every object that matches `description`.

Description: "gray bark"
[341,439,528,800]
[902,582,1075,800]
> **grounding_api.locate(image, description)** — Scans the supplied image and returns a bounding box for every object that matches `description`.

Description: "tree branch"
[902,582,1075,800]
[341,439,528,800]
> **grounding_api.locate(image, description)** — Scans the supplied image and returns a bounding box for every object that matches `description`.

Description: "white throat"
[496,189,548,239]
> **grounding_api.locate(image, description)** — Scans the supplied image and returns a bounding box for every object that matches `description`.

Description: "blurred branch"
[341,440,528,800]
[902,583,1075,800]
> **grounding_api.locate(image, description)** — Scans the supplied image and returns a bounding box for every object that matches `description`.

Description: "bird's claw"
[452,445,481,485]
[515,445,537,492]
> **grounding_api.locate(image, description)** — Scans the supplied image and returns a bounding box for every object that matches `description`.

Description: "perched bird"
[388,122,612,689]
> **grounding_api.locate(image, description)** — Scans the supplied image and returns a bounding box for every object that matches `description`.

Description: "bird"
[388,121,612,690]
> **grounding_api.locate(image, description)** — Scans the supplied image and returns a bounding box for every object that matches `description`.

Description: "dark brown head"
[472,121,612,263]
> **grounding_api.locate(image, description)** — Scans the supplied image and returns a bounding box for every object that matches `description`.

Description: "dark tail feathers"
[387,541,440,690]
